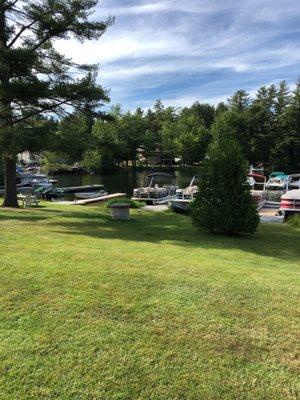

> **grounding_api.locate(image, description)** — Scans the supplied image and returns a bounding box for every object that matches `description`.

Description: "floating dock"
[74,193,126,205]
[259,201,283,223]
[55,193,126,206]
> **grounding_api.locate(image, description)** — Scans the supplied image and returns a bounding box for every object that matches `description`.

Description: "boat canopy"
[268,175,289,182]
[248,173,266,183]
[147,172,176,178]
[269,171,286,178]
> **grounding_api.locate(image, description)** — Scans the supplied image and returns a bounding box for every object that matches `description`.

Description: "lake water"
[50,169,284,202]
[49,169,195,197]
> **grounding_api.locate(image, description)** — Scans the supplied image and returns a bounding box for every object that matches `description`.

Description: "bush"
[191,137,259,235]
[81,150,103,173]
[287,214,300,227]
[107,197,144,209]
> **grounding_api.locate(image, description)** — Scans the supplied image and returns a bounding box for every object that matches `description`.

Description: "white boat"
[75,190,107,200]
[280,189,300,217]
[170,175,199,212]
[249,164,265,176]
[17,173,53,189]
[288,174,300,189]
[266,172,289,190]
[132,173,177,205]
[248,173,267,210]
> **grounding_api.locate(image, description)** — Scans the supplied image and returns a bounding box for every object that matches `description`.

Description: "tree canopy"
[0,0,113,206]
[50,80,299,174]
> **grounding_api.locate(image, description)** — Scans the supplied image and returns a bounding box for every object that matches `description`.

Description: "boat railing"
[285,174,300,192]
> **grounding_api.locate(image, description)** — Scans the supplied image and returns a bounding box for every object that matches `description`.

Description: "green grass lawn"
[0,203,299,400]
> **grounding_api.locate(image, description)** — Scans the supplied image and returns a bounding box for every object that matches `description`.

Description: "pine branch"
[7,19,37,48]
[3,0,19,11]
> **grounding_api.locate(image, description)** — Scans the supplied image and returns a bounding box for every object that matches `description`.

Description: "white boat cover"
[282,189,300,200]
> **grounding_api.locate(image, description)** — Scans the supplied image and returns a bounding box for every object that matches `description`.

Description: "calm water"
[49,169,194,196]
[50,169,283,202]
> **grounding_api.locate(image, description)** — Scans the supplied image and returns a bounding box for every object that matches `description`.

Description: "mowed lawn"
[0,204,299,400]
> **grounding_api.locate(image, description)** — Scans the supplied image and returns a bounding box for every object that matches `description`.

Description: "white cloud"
[55,0,300,109]
[99,0,233,16]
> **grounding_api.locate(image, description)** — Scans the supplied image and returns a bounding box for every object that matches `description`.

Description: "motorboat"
[132,173,177,205]
[280,189,300,218]
[75,190,108,200]
[248,173,267,210]
[18,173,53,189]
[266,172,289,190]
[249,164,265,176]
[0,173,53,195]
[170,175,199,212]
[43,184,105,201]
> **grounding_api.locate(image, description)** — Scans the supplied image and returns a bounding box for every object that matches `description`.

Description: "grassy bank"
[0,204,299,399]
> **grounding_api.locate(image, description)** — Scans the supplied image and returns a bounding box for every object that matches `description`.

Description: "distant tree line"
[43,80,299,174]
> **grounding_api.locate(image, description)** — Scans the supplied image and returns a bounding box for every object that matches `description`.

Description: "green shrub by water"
[287,214,300,227]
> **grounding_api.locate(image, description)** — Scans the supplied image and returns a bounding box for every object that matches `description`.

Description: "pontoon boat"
[280,189,300,217]
[288,174,300,189]
[248,173,267,210]
[132,173,177,205]
[170,175,199,212]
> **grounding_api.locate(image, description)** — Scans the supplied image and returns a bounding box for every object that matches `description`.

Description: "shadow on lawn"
[42,208,300,264]
[0,212,48,223]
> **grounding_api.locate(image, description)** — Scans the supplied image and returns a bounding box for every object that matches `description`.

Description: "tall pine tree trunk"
[2,155,19,208]
[0,8,18,208]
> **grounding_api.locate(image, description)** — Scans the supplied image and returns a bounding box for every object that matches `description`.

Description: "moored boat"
[249,164,265,176]
[280,189,300,218]
[287,174,300,189]
[132,173,177,205]
[170,175,199,213]
[0,173,53,195]
[248,173,267,210]
[266,172,289,190]
[75,190,108,200]
[42,184,105,200]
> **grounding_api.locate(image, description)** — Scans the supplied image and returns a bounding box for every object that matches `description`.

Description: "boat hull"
[43,185,105,200]
[75,192,107,199]
[280,190,300,216]
[169,199,191,213]
[266,184,286,190]
[132,195,176,205]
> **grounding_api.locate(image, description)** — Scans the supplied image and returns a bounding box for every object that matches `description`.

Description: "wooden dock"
[74,193,126,205]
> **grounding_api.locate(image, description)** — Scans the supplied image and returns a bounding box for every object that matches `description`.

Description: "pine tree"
[271,80,300,171]
[191,136,259,236]
[228,90,251,113]
[249,85,277,164]
[0,0,113,207]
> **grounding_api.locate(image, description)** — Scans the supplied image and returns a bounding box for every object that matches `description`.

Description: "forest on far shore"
[3,79,300,179]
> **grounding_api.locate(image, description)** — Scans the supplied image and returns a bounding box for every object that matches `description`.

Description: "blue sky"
[57,0,300,110]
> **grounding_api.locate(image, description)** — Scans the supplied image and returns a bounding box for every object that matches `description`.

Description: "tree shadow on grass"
[0,210,48,223]
[41,208,300,264]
